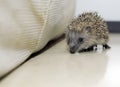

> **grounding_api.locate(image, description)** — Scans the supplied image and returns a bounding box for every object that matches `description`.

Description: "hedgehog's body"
[66,12,110,53]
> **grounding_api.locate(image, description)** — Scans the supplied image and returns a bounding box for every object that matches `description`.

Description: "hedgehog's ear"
[85,26,91,33]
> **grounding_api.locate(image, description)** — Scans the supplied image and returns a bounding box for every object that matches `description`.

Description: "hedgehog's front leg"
[87,45,94,51]
[78,46,94,53]
[78,45,97,53]
[78,49,88,52]
[78,48,93,53]
[103,44,111,49]
[94,45,97,51]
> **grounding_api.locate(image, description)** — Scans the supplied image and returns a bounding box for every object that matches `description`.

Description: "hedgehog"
[66,12,111,54]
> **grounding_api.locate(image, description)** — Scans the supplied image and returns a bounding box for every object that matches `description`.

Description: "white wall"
[76,0,120,21]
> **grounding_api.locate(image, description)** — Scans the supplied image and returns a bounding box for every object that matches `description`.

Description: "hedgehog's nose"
[70,50,75,54]
[70,46,76,54]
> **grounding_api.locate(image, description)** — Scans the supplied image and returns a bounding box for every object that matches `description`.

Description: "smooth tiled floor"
[0,34,120,87]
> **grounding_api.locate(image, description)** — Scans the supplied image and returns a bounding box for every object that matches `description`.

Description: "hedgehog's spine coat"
[67,12,110,53]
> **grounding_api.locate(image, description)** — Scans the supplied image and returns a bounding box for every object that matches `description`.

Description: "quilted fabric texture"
[0,0,75,77]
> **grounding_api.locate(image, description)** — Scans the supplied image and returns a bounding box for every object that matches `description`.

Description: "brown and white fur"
[66,12,110,54]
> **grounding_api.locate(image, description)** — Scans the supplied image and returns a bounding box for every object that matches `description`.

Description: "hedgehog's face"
[66,29,84,53]
[66,26,91,54]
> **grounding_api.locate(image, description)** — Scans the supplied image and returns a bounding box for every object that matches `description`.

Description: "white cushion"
[0,0,75,77]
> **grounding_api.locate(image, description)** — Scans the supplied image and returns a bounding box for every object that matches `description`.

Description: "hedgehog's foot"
[78,45,95,53]
[86,45,98,51]
[94,45,97,51]
[78,49,88,53]
[87,46,94,51]
[103,44,111,49]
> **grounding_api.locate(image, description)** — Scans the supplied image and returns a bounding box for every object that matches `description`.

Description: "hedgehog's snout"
[67,30,84,54]
[69,43,78,54]
[70,46,76,54]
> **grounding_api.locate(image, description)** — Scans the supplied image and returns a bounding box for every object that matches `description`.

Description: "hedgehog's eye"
[78,38,83,43]
[85,26,91,32]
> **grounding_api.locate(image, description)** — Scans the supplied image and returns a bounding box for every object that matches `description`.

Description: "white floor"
[0,34,120,87]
